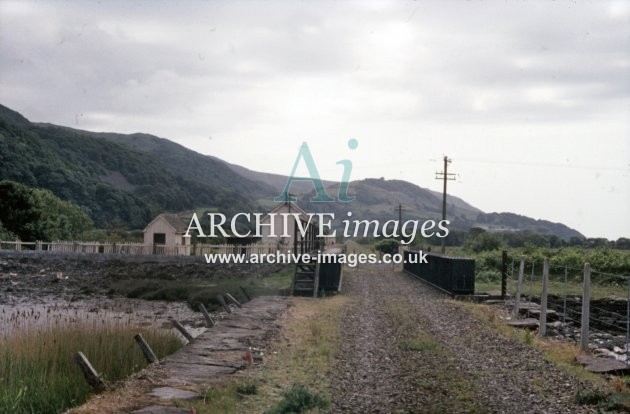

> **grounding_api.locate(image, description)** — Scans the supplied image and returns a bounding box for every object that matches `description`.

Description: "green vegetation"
[181,295,348,413]
[375,238,400,255]
[570,373,630,411]
[466,244,630,297]
[264,384,330,414]
[0,180,93,241]
[386,300,484,412]
[0,104,256,230]
[235,381,259,396]
[406,226,630,296]
[401,333,440,352]
[0,104,608,243]
[458,300,603,385]
[574,388,611,405]
[111,268,292,310]
[0,321,182,413]
[92,130,277,204]
[0,221,17,239]
[458,301,630,412]
[420,226,630,253]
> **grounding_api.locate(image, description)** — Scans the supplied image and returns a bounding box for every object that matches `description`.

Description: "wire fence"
[505,257,630,363]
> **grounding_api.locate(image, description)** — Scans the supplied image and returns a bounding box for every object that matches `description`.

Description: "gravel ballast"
[329,264,600,413]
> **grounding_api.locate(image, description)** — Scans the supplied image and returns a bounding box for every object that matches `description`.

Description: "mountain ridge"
[0,104,584,239]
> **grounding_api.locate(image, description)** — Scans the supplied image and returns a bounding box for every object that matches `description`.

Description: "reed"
[0,317,182,413]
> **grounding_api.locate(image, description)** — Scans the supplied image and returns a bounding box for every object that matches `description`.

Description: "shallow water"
[0,294,207,340]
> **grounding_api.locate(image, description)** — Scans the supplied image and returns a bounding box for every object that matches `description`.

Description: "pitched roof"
[267,201,308,216]
[144,213,189,233]
[263,201,317,224]
[161,214,189,233]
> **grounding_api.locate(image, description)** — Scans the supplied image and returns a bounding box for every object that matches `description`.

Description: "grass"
[179,295,349,413]
[454,300,630,411]
[475,279,628,299]
[401,333,440,352]
[264,384,329,414]
[0,321,182,413]
[112,267,293,310]
[456,301,601,381]
[235,381,258,396]
[385,300,485,413]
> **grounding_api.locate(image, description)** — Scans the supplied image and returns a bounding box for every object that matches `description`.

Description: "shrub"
[375,239,400,255]
[475,270,501,283]
[265,384,330,414]
[235,381,258,395]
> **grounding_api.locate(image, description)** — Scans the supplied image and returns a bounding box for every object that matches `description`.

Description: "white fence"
[0,240,279,257]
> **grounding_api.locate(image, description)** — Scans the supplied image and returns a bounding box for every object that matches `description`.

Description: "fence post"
[198,303,215,328]
[509,258,515,297]
[513,260,525,318]
[171,320,194,342]
[216,294,231,313]
[626,277,630,365]
[562,266,569,329]
[501,250,508,299]
[527,262,535,319]
[224,293,242,308]
[581,263,591,352]
[134,334,159,364]
[74,352,106,391]
[240,286,252,301]
[539,258,549,337]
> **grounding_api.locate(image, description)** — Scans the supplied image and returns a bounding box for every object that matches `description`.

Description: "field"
[444,246,630,299]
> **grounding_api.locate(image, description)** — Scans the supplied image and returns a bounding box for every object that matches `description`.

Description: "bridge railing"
[403,250,475,295]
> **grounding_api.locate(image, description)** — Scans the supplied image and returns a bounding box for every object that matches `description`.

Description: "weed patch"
[401,334,440,352]
[182,295,349,413]
[264,384,329,414]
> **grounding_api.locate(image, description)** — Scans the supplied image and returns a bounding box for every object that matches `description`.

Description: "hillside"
[0,104,584,239]
[218,167,582,239]
[217,159,338,200]
[86,131,277,201]
[294,179,582,239]
[0,105,257,229]
[298,178,479,230]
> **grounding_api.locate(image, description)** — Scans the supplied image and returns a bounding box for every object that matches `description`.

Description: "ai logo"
[274,139,358,203]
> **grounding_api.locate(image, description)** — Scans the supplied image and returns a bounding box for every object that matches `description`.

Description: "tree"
[615,238,630,250]
[464,228,503,253]
[0,180,93,241]
[375,239,400,255]
[0,221,17,239]
[0,180,40,240]
[31,188,93,240]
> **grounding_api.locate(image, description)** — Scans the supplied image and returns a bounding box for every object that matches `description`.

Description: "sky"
[0,0,629,239]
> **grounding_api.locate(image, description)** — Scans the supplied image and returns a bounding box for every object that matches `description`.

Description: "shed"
[143,213,191,255]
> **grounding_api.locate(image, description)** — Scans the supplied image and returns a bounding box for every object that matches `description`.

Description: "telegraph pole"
[395,203,406,241]
[435,156,456,254]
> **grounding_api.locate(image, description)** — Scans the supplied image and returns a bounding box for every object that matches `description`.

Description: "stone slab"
[132,405,193,414]
[507,318,539,329]
[148,387,200,400]
[575,355,630,373]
